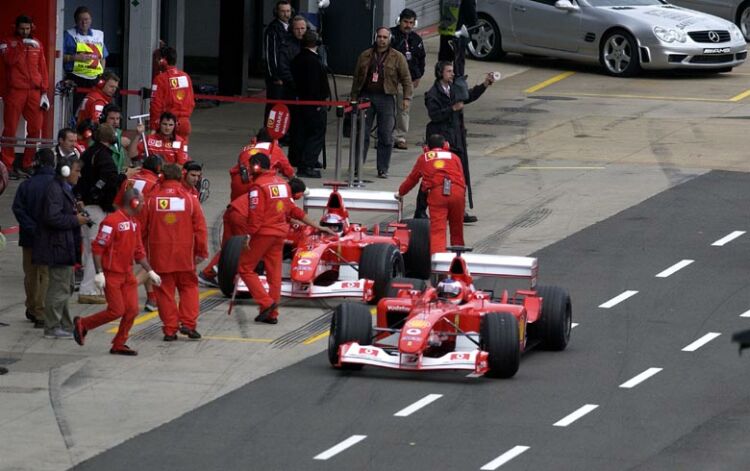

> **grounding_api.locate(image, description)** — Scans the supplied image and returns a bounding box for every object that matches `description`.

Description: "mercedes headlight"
[653,26,687,43]
[729,23,743,41]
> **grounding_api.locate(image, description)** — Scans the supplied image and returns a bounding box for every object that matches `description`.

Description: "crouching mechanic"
[73,189,162,356]
[238,154,335,324]
[396,134,465,253]
[142,163,208,340]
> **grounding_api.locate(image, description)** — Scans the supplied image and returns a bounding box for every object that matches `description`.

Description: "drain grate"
[129,294,226,340]
[272,310,333,349]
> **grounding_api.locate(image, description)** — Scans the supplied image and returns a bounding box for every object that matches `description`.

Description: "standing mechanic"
[1,15,49,176]
[150,46,195,143]
[230,129,295,201]
[237,153,334,324]
[424,61,493,223]
[76,70,119,125]
[263,1,293,125]
[390,9,425,150]
[73,189,162,356]
[129,112,188,165]
[397,134,465,254]
[63,6,108,114]
[142,163,208,341]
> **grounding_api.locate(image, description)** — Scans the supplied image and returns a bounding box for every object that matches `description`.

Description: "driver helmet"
[436,277,465,304]
[320,213,346,235]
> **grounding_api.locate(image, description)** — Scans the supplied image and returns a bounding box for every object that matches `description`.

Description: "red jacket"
[142,180,208,273]
[399,149,466,196]
[92,209,146,274]
[114,168,161,215]
[229,166,253,202]
[150,65,195,127]
[247,172,305,238]
[137,133,188,165]
[0,34,48,91]
[77,87,112,125]
[238,141,295,179]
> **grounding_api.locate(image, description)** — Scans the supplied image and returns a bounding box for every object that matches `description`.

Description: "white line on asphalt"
[553,404,599,427]
[655,260,694,278]
[712,231,745,246]
[740,309,750,318]
[599,290,639,309]
[394,394,443,417]
[313,435,367,460]
[619,368,663,389]
[572,322,579,328]
[682,333,721,352]
[480,446,531,470]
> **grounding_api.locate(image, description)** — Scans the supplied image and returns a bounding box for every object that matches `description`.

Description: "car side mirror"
[554,0,580,12]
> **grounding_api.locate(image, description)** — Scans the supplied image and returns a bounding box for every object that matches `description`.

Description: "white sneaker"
[198,272,219,288]
[144,300,158,312]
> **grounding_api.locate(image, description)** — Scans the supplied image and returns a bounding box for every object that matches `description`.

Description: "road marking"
[480,446,531,470]
[202,335,273,343]
[517,166,606,170]
[542,91,730,103]
[554,404,599,427]
[619,367,662,389]
[730,89,750,102]
[107,289,219,333]
[394,394,443,417]
[682,332,721,352]
[302,331,329,345]
[313,435,367,460]
[572,322,579,328]
[524,71,575,94]
[599,290,638,309]
[740,309,750,318]
[655,259,694,278]
[712,231,745,246]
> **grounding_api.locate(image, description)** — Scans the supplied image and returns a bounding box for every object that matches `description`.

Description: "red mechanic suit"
[202,193,250,278]
[150,66,195,143]
[136,133,188,165]
[114,168,161,222]
[76,87,112,125]
[398,149,466,254]
[142,180,208,336]
[230,142,294,201]
[0,34,48,168]
[238,172,305,319]
[79,210,146,348]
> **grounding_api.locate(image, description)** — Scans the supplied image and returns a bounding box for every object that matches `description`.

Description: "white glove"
[147,270,162,286]
[22,38,39,48]
[394,192,402,200]
[39,94,49,111]
[94,272,106,291]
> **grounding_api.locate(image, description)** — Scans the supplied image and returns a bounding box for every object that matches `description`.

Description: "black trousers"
[295,106,327,170]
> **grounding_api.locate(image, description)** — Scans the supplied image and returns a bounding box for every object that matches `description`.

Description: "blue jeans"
[360,92,396,173]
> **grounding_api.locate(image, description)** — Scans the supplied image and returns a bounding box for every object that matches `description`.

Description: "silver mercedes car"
[669,0,750,40]
[468,0,748,76]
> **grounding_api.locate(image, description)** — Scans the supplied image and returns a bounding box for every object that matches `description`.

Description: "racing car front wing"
[338,342,490,375]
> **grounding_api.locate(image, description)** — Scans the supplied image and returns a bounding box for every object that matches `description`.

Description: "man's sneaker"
[255,303,278,324]
[78,294,107,304]
[110,345,138,356]
[198,272,219,288]
[73,316,87,346]
[44,328,73,339]
[163,333,178,342]
[25,310,35,322]
[463,213,478,223]
[179,326,202,339]
[144,299,158,312]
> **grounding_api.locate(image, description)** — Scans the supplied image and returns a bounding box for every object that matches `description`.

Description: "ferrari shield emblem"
[158,198,170,210]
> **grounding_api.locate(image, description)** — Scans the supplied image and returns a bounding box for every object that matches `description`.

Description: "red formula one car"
[218,183,431,303]
[328,248,572,378]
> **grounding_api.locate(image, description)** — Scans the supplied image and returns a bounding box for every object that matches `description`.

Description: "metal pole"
[347,102,358,187]
[129,113,151,157]
[334,105,344,182]
[354,101,367,187]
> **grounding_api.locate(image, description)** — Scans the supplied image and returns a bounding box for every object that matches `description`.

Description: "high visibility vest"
[438,0,461,36]
[67,28,105,78]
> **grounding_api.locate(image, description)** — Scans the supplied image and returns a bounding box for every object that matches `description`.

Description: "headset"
[95,76,106,89]
[435,60,452,79]
[373,27,392,44]
[238,150,251,184]
[57,157,72,178]
[99,104,121,124]
[249,153,271,175]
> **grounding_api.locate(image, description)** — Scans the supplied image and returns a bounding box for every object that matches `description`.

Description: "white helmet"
[437,277,464,304]
[320,213,345,234]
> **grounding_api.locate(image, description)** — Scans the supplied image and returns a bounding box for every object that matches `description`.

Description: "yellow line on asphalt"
[517,166,606,170]
[106,289,220,333]
[550,92,730,103]
[203,335,273,343]
[524,71,575,94]
[729,89,750,102]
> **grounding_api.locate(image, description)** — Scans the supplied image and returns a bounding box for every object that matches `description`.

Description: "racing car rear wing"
[303,188,402,216]
[431,253,538,286]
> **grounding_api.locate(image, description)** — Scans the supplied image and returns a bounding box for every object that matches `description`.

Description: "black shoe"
[377,171,388,179]
[314,161,323,168]
[25,310,35,322]
[257,317,278,325]
[463,214,478,223]
[298,169,321,178]
[255,303,278,323]
[110,345,138,356]
[163,334,178,342]
[73,316,87,345]
[179,326,202,339]
[33,319,45,329]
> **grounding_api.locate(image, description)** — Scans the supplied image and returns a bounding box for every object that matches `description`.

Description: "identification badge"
[405,51,412,61]
[442,178,451,196]
[371,72,379,82]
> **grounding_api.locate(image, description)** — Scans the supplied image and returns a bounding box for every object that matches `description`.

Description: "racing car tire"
[360,243,405,304]
[218,235,246,298]
[481,312,520,379]
[403,219,431,280]
[531,285,572,351]
[328,302,373,369]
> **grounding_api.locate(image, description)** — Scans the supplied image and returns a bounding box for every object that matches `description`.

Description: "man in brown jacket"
[351,27,413,179]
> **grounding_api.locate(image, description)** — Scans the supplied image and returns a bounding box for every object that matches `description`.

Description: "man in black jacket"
[290,30,330,178]
[33,157,90,338]
[424,61,494,222]
[263,0,293,125]
[76,123,125,303]
[280,16,307,166]
[390,9,426,150]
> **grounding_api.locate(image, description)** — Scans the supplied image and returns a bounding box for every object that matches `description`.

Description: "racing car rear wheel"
[481,312,520,379]
[530,285,572,351]
[360,243,405,304]
[403,219,431,279]
[328,302,373,369]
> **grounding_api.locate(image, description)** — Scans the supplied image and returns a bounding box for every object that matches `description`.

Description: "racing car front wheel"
[328,303,373,369]
[218,236,264,298]
[530,285,572,351]
[360,244,405,304]
[403,219,431,280]
[481,312,520,379]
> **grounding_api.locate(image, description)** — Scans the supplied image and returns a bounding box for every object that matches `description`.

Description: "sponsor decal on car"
[450,352,471,361]
[406,319,430,329]
[703,47,731,54]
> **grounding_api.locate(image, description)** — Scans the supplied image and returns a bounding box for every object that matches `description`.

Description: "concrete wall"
[183,0,220,58]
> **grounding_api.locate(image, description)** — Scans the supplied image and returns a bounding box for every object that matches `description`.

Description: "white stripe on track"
[480,446,531,470]
[394,394,443,417]
[313,435,367,460]
[682,332,721,352]
[712,231,745,246]
[599,290,638,309]
[740,309,750,318]
[655,260,694,278]
[619,367,662,388]
[572,322,579,328]
[553,404,599,427]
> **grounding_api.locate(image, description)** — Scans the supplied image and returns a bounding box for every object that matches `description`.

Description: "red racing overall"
[150,65,195,143]
[230,140,294,200]
[202,193,250,278]
[136,132,188,165]
[76,86,112,125]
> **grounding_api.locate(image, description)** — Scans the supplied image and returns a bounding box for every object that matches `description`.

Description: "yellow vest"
[67,28,105,78]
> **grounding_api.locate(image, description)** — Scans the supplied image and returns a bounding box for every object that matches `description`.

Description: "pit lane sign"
[267,104,290,140]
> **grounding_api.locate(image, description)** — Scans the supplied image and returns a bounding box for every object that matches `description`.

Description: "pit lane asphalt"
[72,171,750,470]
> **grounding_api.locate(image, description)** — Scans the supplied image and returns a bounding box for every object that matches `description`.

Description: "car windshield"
[586,0,666,6]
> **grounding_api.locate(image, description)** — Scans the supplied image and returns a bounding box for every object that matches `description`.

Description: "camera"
[80,209,94,228]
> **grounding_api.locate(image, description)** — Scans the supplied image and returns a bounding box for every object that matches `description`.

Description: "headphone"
[129,196,141,210]
[373,27,392,44]
[238,150,251,184]
[99,104,118,124]
[57,158,71,178]
[435,60,452,79]
[249,153,271,175]
[95,77,105,89]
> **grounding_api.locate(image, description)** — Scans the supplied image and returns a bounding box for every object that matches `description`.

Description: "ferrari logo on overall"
[158,198,170,210]
[170,77,179,88]
[424,151,437,161]
[269,185,288,198]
